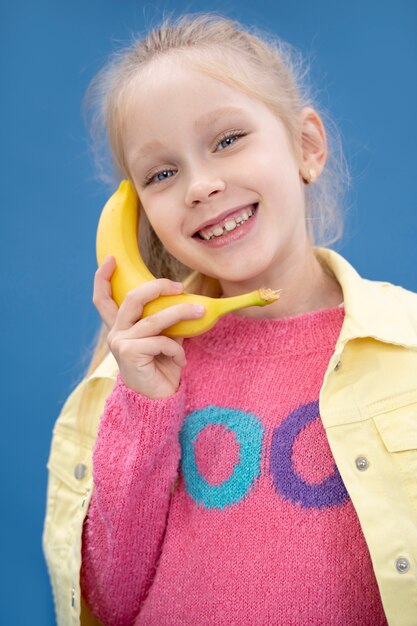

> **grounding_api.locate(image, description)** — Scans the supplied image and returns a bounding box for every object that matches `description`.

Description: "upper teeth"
[199,207,255,240]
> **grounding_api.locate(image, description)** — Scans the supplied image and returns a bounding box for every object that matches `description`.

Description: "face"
[122,59,312,294]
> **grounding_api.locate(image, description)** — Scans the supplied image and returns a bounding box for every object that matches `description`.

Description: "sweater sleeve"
[80,374,186,626]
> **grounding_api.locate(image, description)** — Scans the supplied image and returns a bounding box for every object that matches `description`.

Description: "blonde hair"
[83,13,349,378]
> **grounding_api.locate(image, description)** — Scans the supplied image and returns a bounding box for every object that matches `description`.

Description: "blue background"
[1,0,416,623]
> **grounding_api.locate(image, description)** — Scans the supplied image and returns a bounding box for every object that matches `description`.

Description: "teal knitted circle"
[180,406,264,509]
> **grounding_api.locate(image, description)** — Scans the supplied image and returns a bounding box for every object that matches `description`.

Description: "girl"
[43,13,417,626]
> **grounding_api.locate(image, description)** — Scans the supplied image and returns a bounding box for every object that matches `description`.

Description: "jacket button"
[355,456,369,471]
[396,557,410,573]
[74,463,87,480]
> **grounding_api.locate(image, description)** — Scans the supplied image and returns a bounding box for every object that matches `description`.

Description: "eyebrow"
[133,106,247,161]
[193,106,247,133]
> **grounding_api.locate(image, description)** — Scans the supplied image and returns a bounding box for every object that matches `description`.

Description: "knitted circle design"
[180,406,264,509]
[270,400,349,509]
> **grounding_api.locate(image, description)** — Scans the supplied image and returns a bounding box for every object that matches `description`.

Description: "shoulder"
[316,248,417,343]
[360,278,417,345]
[381,281,417,305]
[367,279,417,314]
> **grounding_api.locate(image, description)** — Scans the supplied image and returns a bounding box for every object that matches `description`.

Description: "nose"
[184,168,226,207]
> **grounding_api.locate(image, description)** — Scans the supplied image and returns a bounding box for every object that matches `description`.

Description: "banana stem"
[215,288,281,316]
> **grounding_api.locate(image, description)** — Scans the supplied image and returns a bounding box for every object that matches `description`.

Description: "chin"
[225,256,275,281]
[181,245,277,285]
[214,265,272,286]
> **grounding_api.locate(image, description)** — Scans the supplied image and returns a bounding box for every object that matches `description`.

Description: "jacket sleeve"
[80,374,185,626]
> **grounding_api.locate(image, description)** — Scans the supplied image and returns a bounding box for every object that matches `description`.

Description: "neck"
[219,245,343,319]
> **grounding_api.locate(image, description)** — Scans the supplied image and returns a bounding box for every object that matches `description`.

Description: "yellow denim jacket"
[43,248,417,626]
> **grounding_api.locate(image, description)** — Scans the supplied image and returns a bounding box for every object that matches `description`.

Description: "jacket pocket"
[373,407,417,453]
[373,403,417,516]
[43,428,95,624]
[47,427,93,495]
[44,428,93,555]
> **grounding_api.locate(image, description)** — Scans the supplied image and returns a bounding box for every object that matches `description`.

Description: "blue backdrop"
[1,0,416,623]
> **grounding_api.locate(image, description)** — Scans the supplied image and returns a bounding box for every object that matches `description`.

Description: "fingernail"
[173,282,184,291]
[192,304,205,315]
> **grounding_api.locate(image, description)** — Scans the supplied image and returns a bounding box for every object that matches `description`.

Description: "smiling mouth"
[193,204,258,241]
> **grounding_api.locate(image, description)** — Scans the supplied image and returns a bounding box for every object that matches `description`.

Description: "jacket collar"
[88,351,118,382]
[316,247,417,349]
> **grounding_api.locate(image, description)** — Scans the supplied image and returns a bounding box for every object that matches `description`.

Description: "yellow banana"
[96,180,280,338]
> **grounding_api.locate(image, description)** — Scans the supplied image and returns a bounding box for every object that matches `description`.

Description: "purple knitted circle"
[270,401,349,509]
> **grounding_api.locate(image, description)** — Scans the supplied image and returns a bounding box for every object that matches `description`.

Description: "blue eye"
[156,170,174,181]
[146,169,176,185]
[216,131,245,151]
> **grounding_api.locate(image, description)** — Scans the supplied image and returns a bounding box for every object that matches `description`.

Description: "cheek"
[265,161,304,210]
[149,217,189,261]
[241,158,291,202]
[142,198,179,240]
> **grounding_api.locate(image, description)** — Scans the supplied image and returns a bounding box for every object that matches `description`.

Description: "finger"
[93,256,119,329]
[129,302,205,339]
[114,278,185,330]
[137,336,187,367]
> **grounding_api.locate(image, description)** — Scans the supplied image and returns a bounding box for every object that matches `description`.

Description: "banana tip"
[259,288,282,303]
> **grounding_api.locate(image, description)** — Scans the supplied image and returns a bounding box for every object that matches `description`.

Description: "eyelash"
[215,129,246,151]
[143,130,246,186]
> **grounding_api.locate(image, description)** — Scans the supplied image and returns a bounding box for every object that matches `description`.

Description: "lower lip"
[194,205,258,248]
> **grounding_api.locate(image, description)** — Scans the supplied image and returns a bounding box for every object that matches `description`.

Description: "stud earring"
[302,168,317,184]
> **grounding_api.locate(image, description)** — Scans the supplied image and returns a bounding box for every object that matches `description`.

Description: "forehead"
[121,57,277,140]
[125,58,256,113]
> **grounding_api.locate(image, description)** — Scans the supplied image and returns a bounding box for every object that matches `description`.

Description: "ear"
[298,107,327,183]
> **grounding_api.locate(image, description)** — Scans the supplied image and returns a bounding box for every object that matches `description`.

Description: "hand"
[93,256,205,399]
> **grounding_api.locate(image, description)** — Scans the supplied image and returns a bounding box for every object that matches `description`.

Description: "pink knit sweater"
[81,307,388,626]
